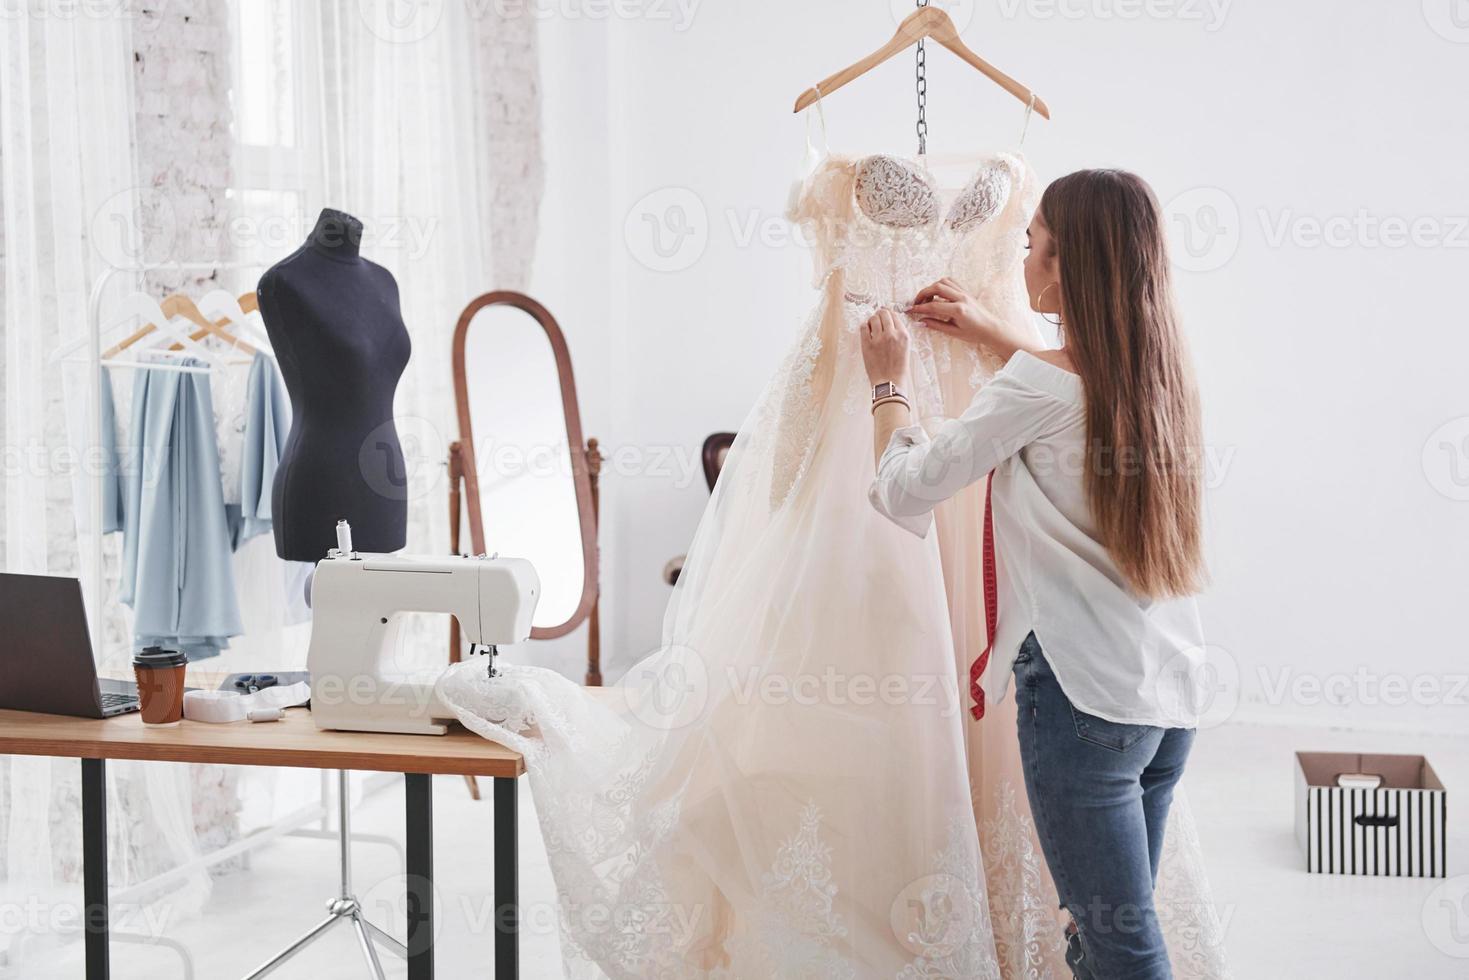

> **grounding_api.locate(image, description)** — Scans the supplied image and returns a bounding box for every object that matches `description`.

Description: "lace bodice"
[790,151,1031,307]
[853,154,1014,234]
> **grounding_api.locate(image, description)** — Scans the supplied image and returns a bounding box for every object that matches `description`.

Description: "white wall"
[516,11,616,679]
[535,0,1469,733]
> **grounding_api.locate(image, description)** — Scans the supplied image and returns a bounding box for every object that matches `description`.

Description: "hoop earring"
[1036,282,1063,326]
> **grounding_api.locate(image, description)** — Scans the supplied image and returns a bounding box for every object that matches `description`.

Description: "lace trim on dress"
[895,816,1003,980]
[1155,789,1236,979]
[854,156,940,228]
[769,307,826,509]
[716,802,857,979]
[949,162,1015,234]
[981,779,1067,979]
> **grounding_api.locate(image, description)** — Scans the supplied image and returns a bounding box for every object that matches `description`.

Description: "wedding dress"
[440,146,1231,979]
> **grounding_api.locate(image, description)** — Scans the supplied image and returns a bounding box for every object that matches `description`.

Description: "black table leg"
[81,757,108,980]
[494,776,518,978]
[405,772,434,980]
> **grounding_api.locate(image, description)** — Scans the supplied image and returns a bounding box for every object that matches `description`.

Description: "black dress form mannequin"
[259,208,412,561]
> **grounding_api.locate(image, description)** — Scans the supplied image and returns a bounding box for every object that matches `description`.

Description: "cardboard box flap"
[1295,751,1441,791]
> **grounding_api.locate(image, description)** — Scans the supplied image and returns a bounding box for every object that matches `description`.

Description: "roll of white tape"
[183,690,247,724]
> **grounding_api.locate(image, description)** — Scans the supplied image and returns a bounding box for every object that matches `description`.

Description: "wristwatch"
[872,381,904,403]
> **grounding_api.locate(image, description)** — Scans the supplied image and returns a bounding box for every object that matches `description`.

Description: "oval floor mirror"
[449,291,602,686]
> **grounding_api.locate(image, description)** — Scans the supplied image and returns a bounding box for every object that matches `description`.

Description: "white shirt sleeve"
[868,353,1080,538]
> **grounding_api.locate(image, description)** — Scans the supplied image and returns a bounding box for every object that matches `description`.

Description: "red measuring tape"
[969,472,998,721]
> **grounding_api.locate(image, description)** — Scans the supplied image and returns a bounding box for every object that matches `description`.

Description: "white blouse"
[868,350,1208,728]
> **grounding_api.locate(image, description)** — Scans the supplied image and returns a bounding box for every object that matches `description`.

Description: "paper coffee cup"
[133,646,188,725]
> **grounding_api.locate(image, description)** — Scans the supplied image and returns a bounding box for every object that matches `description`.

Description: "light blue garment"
[232,351,290,548]
[99,369,125,534]
[116,359,243,660]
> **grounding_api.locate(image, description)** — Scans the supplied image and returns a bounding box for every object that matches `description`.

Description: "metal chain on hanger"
[915,0,929,156]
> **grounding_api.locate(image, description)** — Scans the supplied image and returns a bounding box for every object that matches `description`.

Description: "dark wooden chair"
[701,432,736,492]
[665,432,737,586]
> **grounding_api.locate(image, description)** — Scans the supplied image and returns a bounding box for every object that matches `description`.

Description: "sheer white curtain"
[322,0,548,569]
[0,8,212,970]
[320,0,494,567]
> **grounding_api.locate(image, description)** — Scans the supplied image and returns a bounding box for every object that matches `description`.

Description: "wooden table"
[0,707,526,980]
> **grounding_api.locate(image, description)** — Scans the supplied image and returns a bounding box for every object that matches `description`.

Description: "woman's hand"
[860,307,910,386]
[862,308,914,469]
[908,278,1037,362]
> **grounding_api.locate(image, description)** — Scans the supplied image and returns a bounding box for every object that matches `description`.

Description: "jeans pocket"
[1068,704,1152,752]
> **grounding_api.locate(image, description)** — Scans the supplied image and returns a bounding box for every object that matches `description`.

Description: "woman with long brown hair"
[862,168,1208,979]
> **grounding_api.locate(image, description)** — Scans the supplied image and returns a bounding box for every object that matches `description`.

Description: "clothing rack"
[58,261,262,647]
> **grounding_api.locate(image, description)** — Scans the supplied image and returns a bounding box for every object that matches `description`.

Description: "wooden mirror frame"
[449,290,602,686]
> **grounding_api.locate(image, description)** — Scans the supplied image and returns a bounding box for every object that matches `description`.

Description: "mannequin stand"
[243,770,405,979]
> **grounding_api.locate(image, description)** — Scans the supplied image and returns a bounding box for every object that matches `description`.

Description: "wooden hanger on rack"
[102,294,215,359]
[103,293,255,358]
[197,289,273,354]
[97,294,228,373]
[792,6,1050,119]
[171,294,257,354]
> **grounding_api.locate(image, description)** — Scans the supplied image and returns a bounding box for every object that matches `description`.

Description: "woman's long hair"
[1039,169,1205,599]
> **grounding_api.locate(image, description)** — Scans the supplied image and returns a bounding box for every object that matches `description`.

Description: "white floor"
[16,721,1469,978]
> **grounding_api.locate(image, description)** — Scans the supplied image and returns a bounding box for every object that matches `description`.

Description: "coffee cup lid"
[134,645,188,668]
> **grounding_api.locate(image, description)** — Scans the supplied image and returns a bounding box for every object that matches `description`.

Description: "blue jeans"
[1012,632,1195,980]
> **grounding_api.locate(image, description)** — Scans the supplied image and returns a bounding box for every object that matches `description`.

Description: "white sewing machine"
[307,525,540,735]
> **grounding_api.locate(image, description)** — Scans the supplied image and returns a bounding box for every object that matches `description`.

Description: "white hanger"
[51,291,163,364]
[197,288,274,355]
[102,293,227,374]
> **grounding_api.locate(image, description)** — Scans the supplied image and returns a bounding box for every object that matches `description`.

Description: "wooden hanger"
[171,294,257,354]
[793,6,1050,119]
[101,294,212,359]
[100,295,229,374]
[102,293,255,359]
[197,288,273,354]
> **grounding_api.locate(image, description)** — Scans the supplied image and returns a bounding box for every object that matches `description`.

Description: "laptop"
[0,573,140,718]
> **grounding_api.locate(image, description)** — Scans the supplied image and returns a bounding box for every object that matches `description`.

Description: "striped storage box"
[1295,752,1447,877]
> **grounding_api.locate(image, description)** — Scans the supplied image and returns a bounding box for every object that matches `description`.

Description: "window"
[229,0,322,278]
